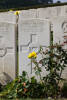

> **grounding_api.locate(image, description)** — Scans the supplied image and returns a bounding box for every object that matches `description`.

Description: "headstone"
[51,16,67,79]
[0,22,16,80]
[18,18,50,77]
[51,16,67,47]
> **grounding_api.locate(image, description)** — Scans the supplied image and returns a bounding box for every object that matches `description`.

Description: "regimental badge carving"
[62,22,67,33]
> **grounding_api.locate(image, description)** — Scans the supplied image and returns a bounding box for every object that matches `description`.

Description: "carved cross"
[20,34,47,74]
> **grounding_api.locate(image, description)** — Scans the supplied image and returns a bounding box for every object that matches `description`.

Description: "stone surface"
[0,22,16,80]
[19,9,37,19]
[61,6,67,16]
[18,18,50,77]
[37,7,57,19]
[0,11,16,23]
[37,6,67,19]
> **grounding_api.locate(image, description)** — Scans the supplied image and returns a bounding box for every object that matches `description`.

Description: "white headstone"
[0,22,16,80]
[18,18,50,77]
[52,16,67,79]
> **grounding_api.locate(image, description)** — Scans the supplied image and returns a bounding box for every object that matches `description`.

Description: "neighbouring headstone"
[51,16,67,79]
[51,16,67,48]
[18,18,50,78]
[0,12,16,81]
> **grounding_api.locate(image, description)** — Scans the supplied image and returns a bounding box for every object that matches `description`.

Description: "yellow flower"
[28,53,32,58]
[28,51,37,59]
[9,9,13,12]
[14,11,20,15]
[32,51,37,58]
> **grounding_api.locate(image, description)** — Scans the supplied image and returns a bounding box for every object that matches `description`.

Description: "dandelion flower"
[28,51,37,58]
[9,9,13,12]
[32,51,37,58]
[28,53,32,58]
[14,11,20,15]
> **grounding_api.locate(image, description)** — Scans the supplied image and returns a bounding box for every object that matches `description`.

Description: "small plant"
[0,71,46,99]
[7,72,47,98]
[7,71,29,99]
[27,76,46,98]
[0,71,29,99]
[0,44,67,99]
[28,44,67,98]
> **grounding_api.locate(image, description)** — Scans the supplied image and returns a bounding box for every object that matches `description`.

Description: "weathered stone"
[18,18,50,77]
[0,22,16,81]
[0,11,16,23]
[37,6,67,19]
[20,9,37,19]
[37,7,57,19]
[61,6,67,16]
